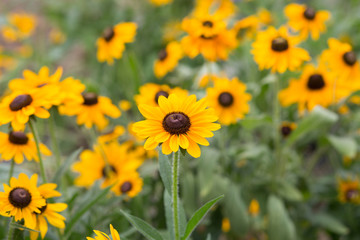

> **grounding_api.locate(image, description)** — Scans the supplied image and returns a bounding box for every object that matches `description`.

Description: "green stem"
[6,218,15,240]
[49,109,61,167]
[29,119,47,183]
[8,159,15,184]
[172,150,180,240]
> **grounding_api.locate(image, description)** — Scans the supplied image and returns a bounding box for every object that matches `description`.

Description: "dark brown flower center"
[343,51,357,66]
[120,181,132,193]
[102,165,117,178]
[271,37,289,52]
[307,74,325,90]
[8,131,29,145]
[218,92,234,107]
[82,92,98,106]
[281,126,292,137]
[303,7,316,20]
[200,34,216,40]
[202,21,213,27]
[155,91,169,104]
[162,112,191,135]
[9,188,32,208]
[158,49,168,61]
[9,94,33,111]
[103,27,115,42]
[346,189,359,201]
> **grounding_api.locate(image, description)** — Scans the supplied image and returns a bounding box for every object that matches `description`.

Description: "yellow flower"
[249,199,260,216]
[28,183,67,240]
[280,122,297,138]
[163,21,183,43]
[97,125,125,144]
[284,3,330,40]
[8,13,36,38]
[119,100,131,111]
[49,28,66,44]
[251,26,311,73]
[0,173,46,229]
[133,94,221,158]
[338,177,360,204]
[0,131,51,164]
[221,217,231,232]
[87,224,120,240]
[198,74,218,88]
[154,41,183,78]
[279,64,335,113]
[206,76,251,125]
[1,26,18,42]
[0,53,17,75]
[135,83,188,108]
[59,92,121,130]
[72,141,143,188]
[96,22,137,65]
[149,0,173,6]
[16,45,33,58]
[181,14,238,61]
[111,171,143,198]
[193,0,237,19]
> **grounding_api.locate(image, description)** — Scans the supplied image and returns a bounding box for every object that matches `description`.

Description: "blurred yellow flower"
[193,0,237,19]
[338,177,360,204]
[248,199,260,216]
[98,125,125,144]
[221,217,231,232]
[1,26,18,42]
[154,41,183,78]
[50,28,66,44]
[8,13,36,38]
[149,0,173,6]
[280,122,297,138]
[119,100,131,111]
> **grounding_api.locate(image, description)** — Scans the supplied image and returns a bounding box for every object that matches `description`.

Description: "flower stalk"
[29,118,47,183]
[8,159,15,184]
[172,150,180,240]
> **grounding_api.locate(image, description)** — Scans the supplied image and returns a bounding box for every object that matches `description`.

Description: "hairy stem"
[172,150,180,240]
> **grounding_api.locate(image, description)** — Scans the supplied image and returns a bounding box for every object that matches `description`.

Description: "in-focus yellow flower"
[149,0,172,6]
[135,83,188,107]
[133,94,221,158]
[0,173,45,229]
[98,125,125,144]
[87,224,120,240]
[154,41,183,78]
[284,3,330,40]
[206,76,251,125]
[0,131,51,164]
[279,64,336,113]
[249,199,260,216]
[280,122,296,138]
[49,28,66,44]
[111,171,143,198]
[221,217,231,232]
[28,183,67,240]
[8,13,36,38]
[97,22,137,65]
[338,177,360,204]
[251,26,310,73]
[59,92,120,130]
[193,0,237,19]
[119,100,131,111]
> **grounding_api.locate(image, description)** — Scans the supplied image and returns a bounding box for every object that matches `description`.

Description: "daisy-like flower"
[284,3,330,40]
[97,22,137,65]
[133,94,221,158]
[278,64,336,113]
[97,125,125,144]
[338,177,360,204]
[0,173,46,229]
[193,0,237,19]
[251,26,311,73]
[0,131,51,164]
[149,0,172,6]
[87,224,120,240]
[135,83,188,107]
[28,183,67,240]
[154,41,183,78]
[72,141,143,188]
[8,13,36,38]
[206,76,251,125]
[181,14,238,62]
[111,171,143,198]
[279,122,296,138]
[59,92,120,130]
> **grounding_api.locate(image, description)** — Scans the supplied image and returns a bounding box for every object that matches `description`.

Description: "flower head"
[338,177,360,204]
[279,122,296,138]
[111,171,143,198]
[87,224,120,240]
[154,41,183,78]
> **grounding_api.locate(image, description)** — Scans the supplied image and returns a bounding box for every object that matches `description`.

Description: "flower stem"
[29,119,47,183]
[7,218,15,240]
[272,77,283,179]
[49,109,61,167]
[172,150,180,240]
[8,159,15,184]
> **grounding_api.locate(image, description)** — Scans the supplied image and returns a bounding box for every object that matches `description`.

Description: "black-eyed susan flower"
[206,76,251,125]
[0,173,46,229]
[251,26,311,73]
[154,41,183,78]
[133,94,221,158]
[96,22,137,65]
[338,177,360,204]
[279,64,336,113]
[193,0,237,19]
[72,141,143,188]
[97,125,125,144]
[28,183,67,240]
[111,171,143,198]
[280,122,296,138]
[248,199,260,216]
[234,9,272,40]
[221,217,231,233]
[284,3,330,40]
[0,131,51,164]
[87,224,120,240]
[59,92,120,130]
[135,83,188,107]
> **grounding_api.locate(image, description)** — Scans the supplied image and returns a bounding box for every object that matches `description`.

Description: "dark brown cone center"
[346,189,359,201]
[281,126,292,137]
[303,7,316,20]
[163,112,191,135]
[202,21,213,27]
[82,92,98,106]
[102,165,117,178]
[9,188,32,208]
[120,181,132,193]
[9,94,33,111]
[9,131,29,145]
[103,27,115,42]
[155,91,169,103]
[158,49,168,61]
[218,92,234,107]
[343,51,357,66]
[271,37,289,52]
[307,74,325,90]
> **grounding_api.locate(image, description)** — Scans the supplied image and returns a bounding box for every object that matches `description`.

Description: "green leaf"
[10,222,40,232]
[267,195,296,240]
[327,135,357,158]
[120,210,164,240]
[52,148,83,184]
[164,190,174,239]
[240,115,272,130]
[181,195,224,240]
[158,151,172,195]
[313,213,349,235]
[277,181,303,202]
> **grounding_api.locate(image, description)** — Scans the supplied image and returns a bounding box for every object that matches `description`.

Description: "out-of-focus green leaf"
[277,181,303,202]
[327,135,357,158]
[313,213,349,235]
[163,190,174,239]
[182,172,197,215]
[10,222,39,232]
[158,151,172,195]
[240,115,272,130]
[52,147,82,184]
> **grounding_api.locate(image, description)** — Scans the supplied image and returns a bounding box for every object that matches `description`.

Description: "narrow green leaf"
[327,135,357,158]
[52,148,83,184]
[158,151,172,195]
[181,195,224,240]
[313,213,349,235]
[10,222,40,232]
[277,181,303,202]
[120,210,164,240]
[164,190,174,239]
